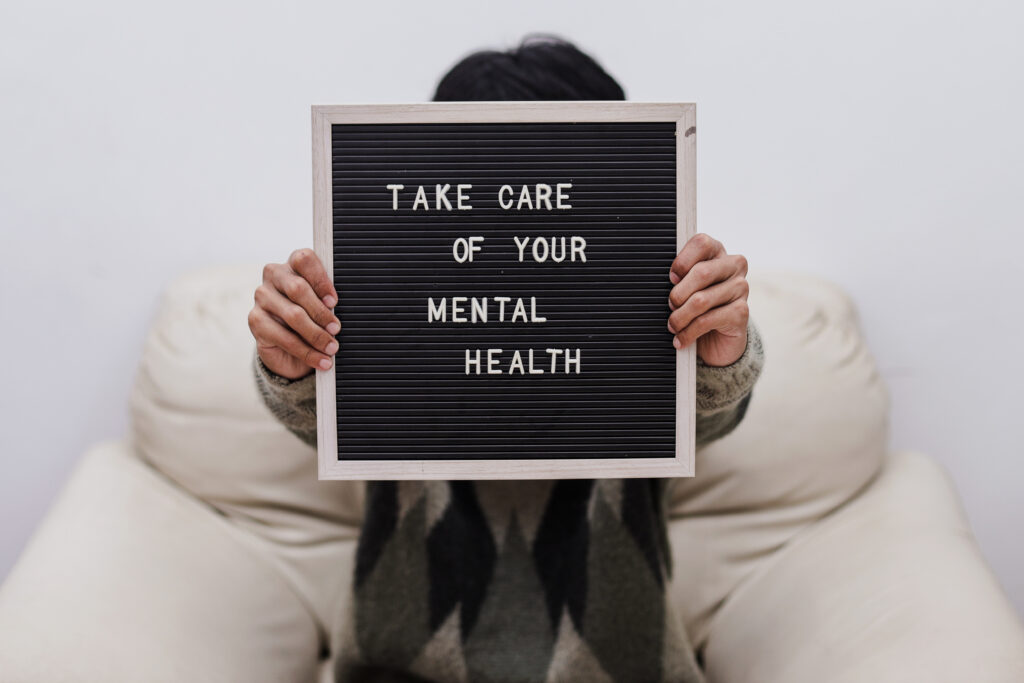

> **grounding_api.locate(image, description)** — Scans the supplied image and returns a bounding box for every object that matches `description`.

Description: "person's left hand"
[667,233,750,367]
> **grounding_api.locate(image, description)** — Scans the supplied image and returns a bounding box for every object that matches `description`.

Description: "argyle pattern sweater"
[253,319,765,683]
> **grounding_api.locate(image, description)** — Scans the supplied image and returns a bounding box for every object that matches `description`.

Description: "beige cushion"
[129,263,360,634]
[0,440,323,683]
[668,268,891,644]
[702,448,1024,683]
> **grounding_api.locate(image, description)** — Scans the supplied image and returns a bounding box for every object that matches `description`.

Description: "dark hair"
[432,35,626,102]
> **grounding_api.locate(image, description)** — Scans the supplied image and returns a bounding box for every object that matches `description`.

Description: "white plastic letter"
[530,297,546,323]
[498,185,514,210]
[471,297,488,323]
[513,236,529,262]
[550,237,566,263]
[457,184,473,210]
[487,349,503,374]
[413,186,429,211]
[465,349,481,374]
[386,184,404,210]
[517,185,534,210]
[532,237,549,262]
[468,236,484,261]
[571,236,587,263]
[494,296,511,321]
[565,348,581,374]
[546,348,563,373]
[528,349,544,374]
[427,297,446,323]
[536,183,552,210]
[512,298,528,323]
[452,237,469,263]
[556,183,572,209]
[509,350,525,375]
[451,296,467,323]
[435,184,452,211]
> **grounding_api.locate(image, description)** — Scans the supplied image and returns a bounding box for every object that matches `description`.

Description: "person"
[248,36,764,683]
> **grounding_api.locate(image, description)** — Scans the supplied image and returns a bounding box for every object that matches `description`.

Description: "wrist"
[697,329,748,368]
[695,319,765,412]
[255,352,313,386]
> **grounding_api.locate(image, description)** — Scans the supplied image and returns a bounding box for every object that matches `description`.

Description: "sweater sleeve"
[694,316,765,447]
[252,349,318,448]
[252,317,765,451]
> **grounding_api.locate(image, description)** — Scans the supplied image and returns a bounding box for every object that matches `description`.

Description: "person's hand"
[249,248,341,380]
[667,233,750,367]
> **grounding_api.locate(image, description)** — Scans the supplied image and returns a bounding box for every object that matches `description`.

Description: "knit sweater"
[253,318,765,683]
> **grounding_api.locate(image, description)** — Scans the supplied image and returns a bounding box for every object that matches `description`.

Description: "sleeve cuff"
[694,317,765,413]
[252,349,317,402]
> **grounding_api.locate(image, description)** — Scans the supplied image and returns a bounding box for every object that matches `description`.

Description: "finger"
[254,283,339,356]
[248,307,334,370]
[668,276,748,334]
[669,233,725,284]
[668,255,738,310]
[270,264,340,334]
[673,299,749,350]
[288,248,337,308]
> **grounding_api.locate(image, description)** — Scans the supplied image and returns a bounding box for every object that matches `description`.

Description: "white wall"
[2,0,1022,616]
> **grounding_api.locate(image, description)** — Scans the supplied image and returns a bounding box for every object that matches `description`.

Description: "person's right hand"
[249,248,341,380]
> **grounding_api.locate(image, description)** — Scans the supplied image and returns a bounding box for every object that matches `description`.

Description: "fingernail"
[326,321,341,335]
[667,320,676,334]
[669,271,680,284]
[319,358,333,370]
[323,295,337,308]
[673,337,683,349]
[325,341,339,355]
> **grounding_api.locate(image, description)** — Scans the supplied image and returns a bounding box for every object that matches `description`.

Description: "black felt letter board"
[314,104,695,479]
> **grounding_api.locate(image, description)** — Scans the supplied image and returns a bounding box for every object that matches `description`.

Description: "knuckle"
[253,284,268,305]
[692,232,711,249]
[309,303,330,324]
[262,263,277,282]
[734,254,748,272]
[314,330,333,349]
[290,248,314,267]
[667,309,682,330]
[283,305,305,328]
[689,292,707,310]
[282,276,304,299]
[284,337,303,359]
[737,278,750,296]
[249,311,270,338]
[734,299,750,318]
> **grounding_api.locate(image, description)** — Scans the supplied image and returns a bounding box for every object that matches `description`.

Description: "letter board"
[313,102,696,479]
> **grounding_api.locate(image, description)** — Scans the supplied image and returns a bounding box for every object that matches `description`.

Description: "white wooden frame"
[313,102,696,479]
